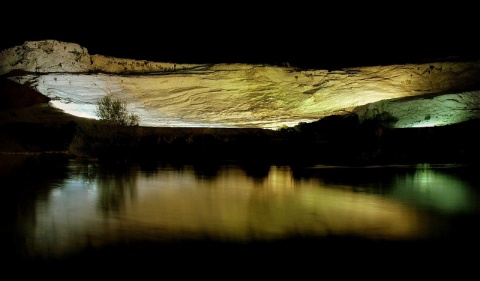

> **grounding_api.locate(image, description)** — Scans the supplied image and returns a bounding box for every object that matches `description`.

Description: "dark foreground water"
[1,154,479,277]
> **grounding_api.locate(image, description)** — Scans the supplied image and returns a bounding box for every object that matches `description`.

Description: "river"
[1,154,478,277]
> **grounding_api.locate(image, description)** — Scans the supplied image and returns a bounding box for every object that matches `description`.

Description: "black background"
[3,3,479,69]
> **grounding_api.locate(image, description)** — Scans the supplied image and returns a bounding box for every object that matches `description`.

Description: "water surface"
[2,155,479,275]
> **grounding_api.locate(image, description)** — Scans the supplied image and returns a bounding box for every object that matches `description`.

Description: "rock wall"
[353,90,480,128]
[2,40,480,128]
[0,40,203,75]
[0,40,91,74]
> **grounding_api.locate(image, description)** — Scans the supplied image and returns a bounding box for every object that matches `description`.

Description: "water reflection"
[391,166,479,214]
[2,156,479,262]
[292,164,480,215]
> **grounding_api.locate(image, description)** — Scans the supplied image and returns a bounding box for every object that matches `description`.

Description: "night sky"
[3,4,479,70]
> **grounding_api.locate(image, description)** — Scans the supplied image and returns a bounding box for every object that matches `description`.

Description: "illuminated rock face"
[354,90,480,128]
[2,40,480,129]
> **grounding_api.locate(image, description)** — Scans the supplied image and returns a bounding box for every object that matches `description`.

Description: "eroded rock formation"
[1,40,479,129]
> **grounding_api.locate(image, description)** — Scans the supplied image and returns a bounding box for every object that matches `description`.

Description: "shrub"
[95,94,139,126]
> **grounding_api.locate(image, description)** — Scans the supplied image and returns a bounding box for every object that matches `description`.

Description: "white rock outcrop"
[0,40,201,75]
[354,90,480,128]
[0,40,91,73]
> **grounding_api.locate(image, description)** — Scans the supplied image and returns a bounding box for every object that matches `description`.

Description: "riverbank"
[2,76,480,166]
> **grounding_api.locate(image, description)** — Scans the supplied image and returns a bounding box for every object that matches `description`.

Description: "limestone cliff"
[0,40,201,74]
[2,40,480,129]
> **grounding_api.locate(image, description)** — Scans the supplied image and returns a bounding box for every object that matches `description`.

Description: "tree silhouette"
[95,94,139,126]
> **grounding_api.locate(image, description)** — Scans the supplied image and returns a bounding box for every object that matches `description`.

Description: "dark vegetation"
[95,94,139,126]
[1,76,480,166]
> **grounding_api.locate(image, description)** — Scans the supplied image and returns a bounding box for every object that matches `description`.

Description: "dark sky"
[3,4,479,69]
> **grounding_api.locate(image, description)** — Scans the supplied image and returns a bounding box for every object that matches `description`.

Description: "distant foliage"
[364,111,398,129]
[95,94,139,126]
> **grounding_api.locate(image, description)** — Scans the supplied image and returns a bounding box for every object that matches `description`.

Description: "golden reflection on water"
[29,164,429,258]
[130,166,424,240]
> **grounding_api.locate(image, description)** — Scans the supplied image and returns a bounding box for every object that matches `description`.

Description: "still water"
[2,154,479,274]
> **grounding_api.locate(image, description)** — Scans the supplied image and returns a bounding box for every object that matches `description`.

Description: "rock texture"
[1,40,480,129]
[354,91,480,128]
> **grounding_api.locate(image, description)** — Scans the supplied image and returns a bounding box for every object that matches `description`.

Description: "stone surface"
[2,40,480,129]
[354,91,480,128]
